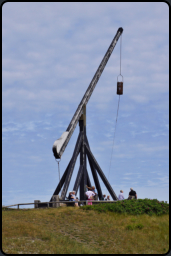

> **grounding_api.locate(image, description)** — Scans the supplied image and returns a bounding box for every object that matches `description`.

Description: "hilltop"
[2,199,169,254]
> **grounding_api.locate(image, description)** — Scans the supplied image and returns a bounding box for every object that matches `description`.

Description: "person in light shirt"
[85,190,95,205]
[118,190,124,200]
[86,185,98,200]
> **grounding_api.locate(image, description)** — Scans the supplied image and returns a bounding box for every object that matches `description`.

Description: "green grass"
[2,199,169,254]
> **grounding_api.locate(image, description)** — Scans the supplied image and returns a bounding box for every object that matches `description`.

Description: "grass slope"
[2,200,169,254]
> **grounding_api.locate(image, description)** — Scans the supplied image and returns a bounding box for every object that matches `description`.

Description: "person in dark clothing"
[100,194,106,200]
[68,191,79,206]
[128,188,137,199]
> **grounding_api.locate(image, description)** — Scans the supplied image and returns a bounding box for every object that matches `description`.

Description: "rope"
[108,34,123,180]
[108,95,120,180]
[55,159,61,196]
[120,34,122,75]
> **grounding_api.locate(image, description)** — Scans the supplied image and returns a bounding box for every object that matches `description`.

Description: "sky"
[2,2,169,207]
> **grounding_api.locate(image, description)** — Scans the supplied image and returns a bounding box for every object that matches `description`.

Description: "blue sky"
[2,2,169,207]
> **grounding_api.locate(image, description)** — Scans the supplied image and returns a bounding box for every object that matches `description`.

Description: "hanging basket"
[117,75,123,95]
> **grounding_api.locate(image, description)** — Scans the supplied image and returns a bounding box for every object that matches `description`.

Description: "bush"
[81,199,169,216]
[126,223,144,230]
[126,224,134,230]
[135,223,144,229]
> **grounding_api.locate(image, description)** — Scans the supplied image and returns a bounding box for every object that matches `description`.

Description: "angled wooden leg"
[86,169,92,188]
[60,131,83,200]
[87,153,103,200]
[73,165,84,195]
[85,135,103,200]
[85,143,118,200]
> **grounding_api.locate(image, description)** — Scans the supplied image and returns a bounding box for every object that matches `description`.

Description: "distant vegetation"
[2,199,169,254]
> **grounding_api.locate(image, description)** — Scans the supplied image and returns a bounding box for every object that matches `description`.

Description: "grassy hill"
[2,199,169,254]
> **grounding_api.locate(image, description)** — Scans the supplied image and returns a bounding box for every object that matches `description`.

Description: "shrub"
[81,199,169,216]
[135,223,144,229]
[126,225,134,230]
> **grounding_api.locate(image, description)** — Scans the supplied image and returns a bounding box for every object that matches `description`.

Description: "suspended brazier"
[117,75,123,95]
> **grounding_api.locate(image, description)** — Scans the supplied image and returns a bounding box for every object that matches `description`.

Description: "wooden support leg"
[73,165,84,195]
[87,153,103,200]
[85,135,103,200]
[85,143,118,200]
[60,131,83,200]
[86,169,92,188]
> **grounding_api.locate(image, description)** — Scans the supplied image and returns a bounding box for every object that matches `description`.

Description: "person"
[86,185,96,193]
[85,190,95,205]
[118,190,124,200]
[100,194,106,200]
[105,195,110,201]
[128,188,137,199]
[68,191,73,200]
[69,191,79,206]
[86,185,97,199]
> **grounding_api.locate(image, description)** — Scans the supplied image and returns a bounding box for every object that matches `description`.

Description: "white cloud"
[156,176,169,185]
[130,95,149,104]
[137,144,168,153]
[37,134,46,139]
[29,156,43,162]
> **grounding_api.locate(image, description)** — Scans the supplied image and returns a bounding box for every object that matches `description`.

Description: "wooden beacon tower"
[50,27,123,202]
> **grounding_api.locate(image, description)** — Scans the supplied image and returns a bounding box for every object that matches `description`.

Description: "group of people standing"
[68,186,137,206]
